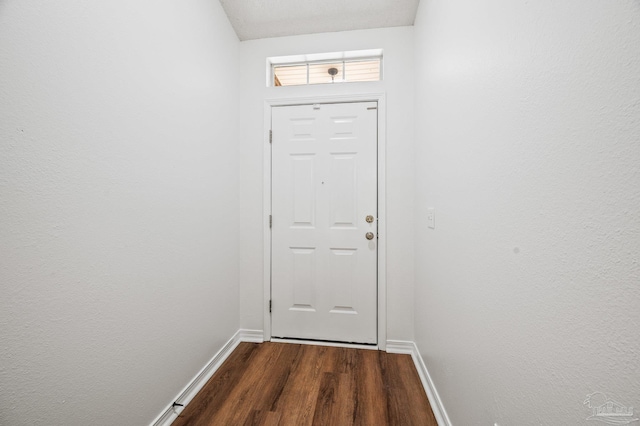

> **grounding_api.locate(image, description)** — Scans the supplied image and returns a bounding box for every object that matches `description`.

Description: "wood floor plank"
[270,344,325,426]
[172,342,438,426]
[210,342,291,425]
[333,372,357,424]
[395,353,439,425]
[242,409,282,426]
[173,342,260,426]
[381,352,420,425]
[242,343,302,412]
[311,372,339,425]
[353,349,388,426]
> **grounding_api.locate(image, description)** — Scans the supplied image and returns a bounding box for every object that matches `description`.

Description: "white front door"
[271,101,378,344]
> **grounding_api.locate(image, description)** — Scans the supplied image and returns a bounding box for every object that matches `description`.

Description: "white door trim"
[263,93,387,350]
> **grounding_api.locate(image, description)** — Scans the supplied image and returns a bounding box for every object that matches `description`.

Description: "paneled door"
[271,101,378,344]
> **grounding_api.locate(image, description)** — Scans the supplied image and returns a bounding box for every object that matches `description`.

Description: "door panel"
[329,154,357,227]
[271,102,378,344]
[291,155,315,226]
[290,247,316,310]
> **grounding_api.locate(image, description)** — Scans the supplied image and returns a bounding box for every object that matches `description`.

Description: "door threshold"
[270,337,379,351]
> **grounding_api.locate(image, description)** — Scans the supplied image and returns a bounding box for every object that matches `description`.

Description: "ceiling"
[219,0,421,41]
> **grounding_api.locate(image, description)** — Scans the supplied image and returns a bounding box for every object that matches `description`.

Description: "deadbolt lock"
[365,232,375,240]
[366,215,375,223]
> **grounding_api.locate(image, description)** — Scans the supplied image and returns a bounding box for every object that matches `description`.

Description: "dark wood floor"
[173,342,437,426]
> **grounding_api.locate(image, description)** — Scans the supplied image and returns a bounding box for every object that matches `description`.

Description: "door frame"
[263,93,387,351]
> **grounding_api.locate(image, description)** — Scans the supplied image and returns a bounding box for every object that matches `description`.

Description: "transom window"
[268,50,383,87]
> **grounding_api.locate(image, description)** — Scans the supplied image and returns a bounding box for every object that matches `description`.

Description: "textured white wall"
[0,1,240,425]
[238,27,415,341]
[413,0,640,424]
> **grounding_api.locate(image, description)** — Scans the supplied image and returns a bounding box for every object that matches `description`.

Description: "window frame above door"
[267,49,383,87]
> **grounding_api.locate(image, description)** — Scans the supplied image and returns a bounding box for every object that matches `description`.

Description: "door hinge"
[269,300,272,313]
[269,130,272,143]
[269,215,272,228]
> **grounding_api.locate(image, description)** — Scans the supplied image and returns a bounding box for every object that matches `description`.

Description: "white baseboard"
[238,329,265,343]
[386,340,452,426]
[150,329,263,426]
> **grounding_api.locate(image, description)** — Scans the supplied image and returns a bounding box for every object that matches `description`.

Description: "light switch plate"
[427,208,435,229]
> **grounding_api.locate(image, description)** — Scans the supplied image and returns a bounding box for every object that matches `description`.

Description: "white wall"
[413,1,640,425]
[238,27,415,341]
[0,1,239,425]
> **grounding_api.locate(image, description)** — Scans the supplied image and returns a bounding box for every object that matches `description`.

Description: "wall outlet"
[427,208,435,229]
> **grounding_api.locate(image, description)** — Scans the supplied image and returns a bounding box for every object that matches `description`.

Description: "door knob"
[365,232,375,240]
[366,215,375,223]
